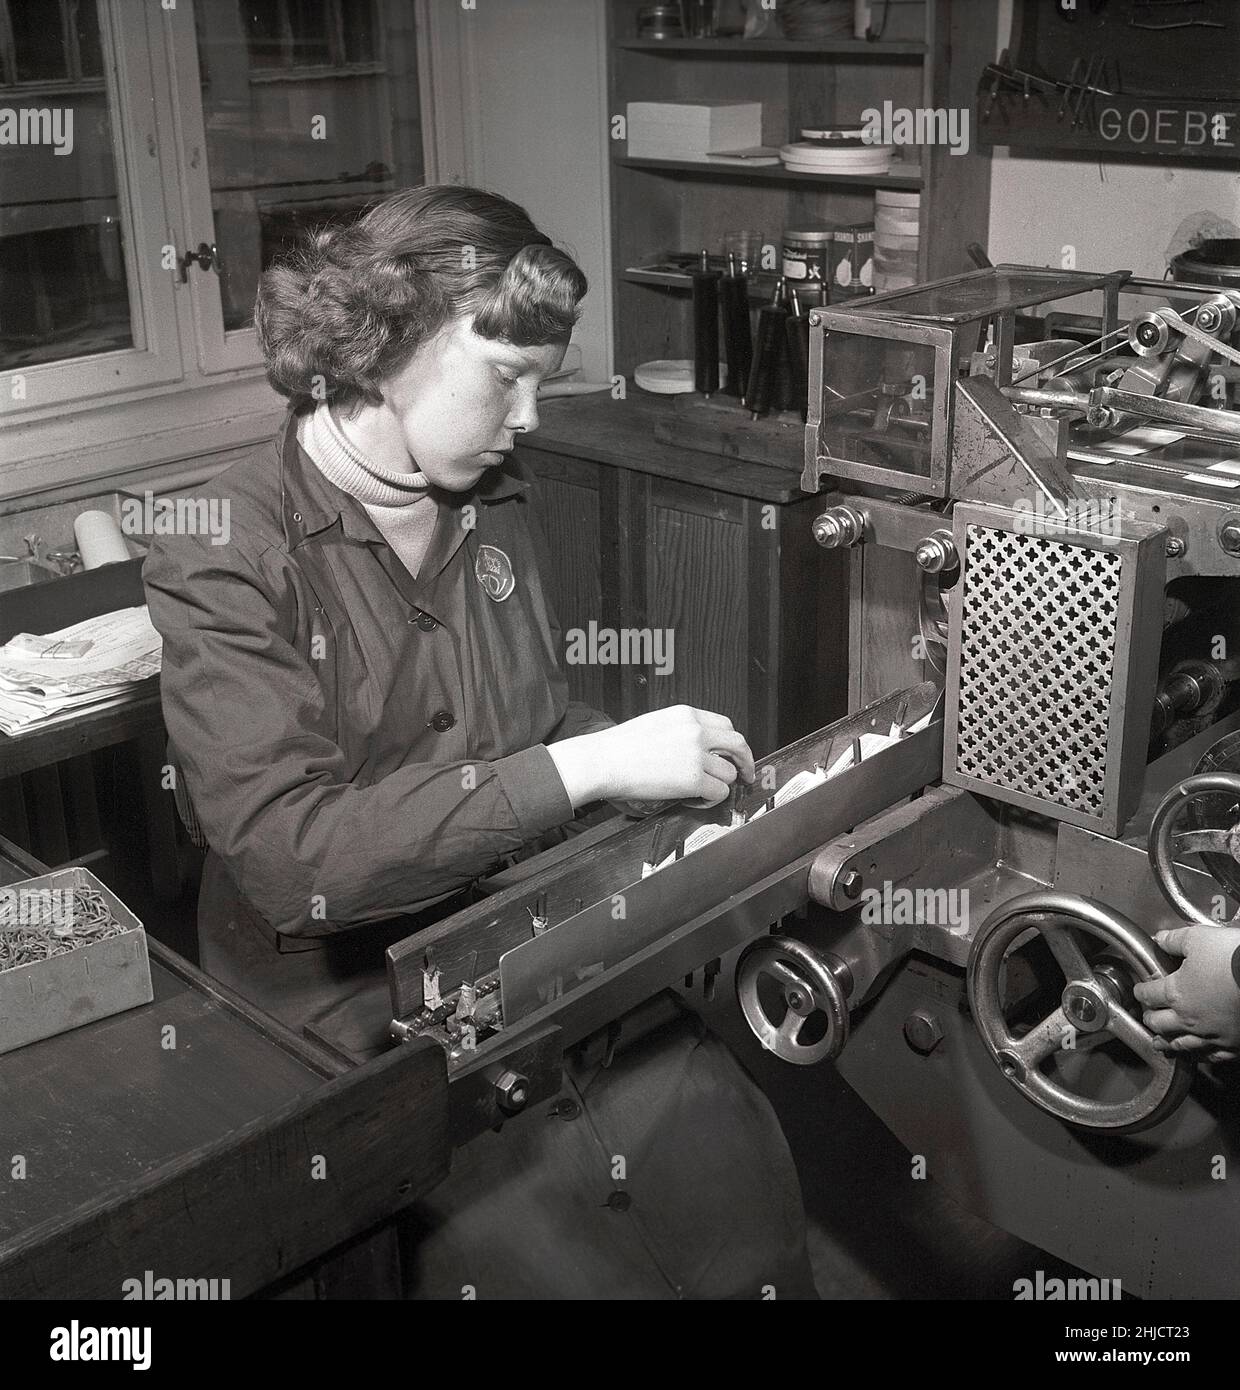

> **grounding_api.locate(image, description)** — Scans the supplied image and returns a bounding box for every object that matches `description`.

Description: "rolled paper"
[746,278,789,418]
[691,249,721,396]
[720,252,752,400]
[73,510,130,569]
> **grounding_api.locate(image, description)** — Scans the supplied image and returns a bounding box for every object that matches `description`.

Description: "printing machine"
[384,265,1240,1299]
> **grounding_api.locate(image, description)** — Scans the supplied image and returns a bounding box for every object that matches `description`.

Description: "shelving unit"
[616,156,924,187]
[606,0,997,376]
[615,37,928,56]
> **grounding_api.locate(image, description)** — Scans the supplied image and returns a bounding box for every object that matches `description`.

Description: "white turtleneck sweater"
[296,402,439,579]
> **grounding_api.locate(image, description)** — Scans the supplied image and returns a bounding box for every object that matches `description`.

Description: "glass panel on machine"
[197,0,425,332]
[0,0,136,370]
[861,268,1117,323]
[817,330,937,479]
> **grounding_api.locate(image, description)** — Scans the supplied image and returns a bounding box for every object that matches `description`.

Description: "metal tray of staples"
[0,867,153,1055]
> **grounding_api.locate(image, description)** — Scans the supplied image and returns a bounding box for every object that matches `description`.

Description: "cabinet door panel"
[641,479,748,731]
[524,451,616,718]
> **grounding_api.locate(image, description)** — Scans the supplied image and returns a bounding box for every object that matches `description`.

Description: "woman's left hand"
[1132,924,1240,1061]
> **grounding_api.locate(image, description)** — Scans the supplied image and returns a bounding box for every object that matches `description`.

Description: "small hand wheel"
[735,936,853,1066]
[1148,771,1240,925]
[967,892,1193,1134]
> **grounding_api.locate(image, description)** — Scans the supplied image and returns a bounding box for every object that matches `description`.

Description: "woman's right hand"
[548,705,755,810]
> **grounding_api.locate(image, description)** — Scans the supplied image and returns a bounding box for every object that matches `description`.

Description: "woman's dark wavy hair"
[254,185,587,410]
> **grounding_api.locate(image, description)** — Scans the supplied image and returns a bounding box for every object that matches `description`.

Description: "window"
[239,0,379,71]
[0,0,428,479]
[179,0,423,358]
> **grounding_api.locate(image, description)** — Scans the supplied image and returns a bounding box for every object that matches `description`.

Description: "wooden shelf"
[616,156,923,188]
[616,38,927,58]
[605,0,996,377]
[622,270,839,308]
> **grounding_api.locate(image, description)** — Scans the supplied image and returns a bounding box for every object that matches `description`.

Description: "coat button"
[415,612,438,632]
[606,1191,632,1213]
[429,710,455,733]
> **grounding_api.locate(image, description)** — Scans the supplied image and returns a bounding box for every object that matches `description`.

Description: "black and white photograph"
[0,0,1238,1357]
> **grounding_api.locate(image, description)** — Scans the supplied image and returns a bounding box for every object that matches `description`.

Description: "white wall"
[420,0,613,380]
[986,0,1240,277]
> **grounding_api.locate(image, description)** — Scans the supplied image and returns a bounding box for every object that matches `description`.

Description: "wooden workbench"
[0,834,450,1300]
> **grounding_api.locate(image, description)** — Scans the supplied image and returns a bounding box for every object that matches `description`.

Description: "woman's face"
[376,314,568,491]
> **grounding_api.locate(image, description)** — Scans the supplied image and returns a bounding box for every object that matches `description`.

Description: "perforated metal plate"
[944,504,1166,836]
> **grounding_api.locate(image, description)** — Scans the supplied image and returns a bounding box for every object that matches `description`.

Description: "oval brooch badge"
[475,543,516,602]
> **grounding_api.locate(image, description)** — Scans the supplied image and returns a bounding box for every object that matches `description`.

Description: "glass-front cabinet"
[0,0,428,472]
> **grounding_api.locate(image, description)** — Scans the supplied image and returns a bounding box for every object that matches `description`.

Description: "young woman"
[143,186,816,1298]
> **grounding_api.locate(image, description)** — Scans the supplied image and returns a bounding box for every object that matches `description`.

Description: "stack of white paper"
[637,710,937,877]
[0,607,161,736]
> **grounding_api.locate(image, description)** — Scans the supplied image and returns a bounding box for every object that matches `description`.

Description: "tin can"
[781,225,833,306]
[830,222,875,298]
[636,4,683,38]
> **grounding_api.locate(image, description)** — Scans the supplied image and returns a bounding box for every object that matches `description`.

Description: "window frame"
[0,0,439,496]
[0,0,185,419]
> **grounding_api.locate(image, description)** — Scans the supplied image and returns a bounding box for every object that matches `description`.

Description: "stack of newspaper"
[0,607,161,736]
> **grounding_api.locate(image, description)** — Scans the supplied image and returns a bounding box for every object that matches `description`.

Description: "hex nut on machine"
[839,869,864,900]
[904,1009,944,1054]
[492,1069,530,1115]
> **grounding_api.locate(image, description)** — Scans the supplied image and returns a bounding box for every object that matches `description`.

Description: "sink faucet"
[19,534,79,577]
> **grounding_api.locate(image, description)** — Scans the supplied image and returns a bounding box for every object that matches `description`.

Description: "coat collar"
[277,409,531,554]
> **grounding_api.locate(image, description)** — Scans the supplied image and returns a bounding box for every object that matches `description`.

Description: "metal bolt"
[904,1009,944,1054]
[840,869,864,899]
[812,504,866,550]
[492,1068,529,1116]
[999,1051,1026,1084]
[1221,522,1240,555]
[1165,536,1185,558]
[813,514,845,548]
[915,533,957,574]
[1066,996,1095,1025]
[808,313,821,328]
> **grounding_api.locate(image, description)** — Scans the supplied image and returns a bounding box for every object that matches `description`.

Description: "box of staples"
[0,867,153,1056]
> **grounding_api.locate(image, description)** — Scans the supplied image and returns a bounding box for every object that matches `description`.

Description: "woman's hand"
[548,705,755,810]
[1132,925,1240,1062]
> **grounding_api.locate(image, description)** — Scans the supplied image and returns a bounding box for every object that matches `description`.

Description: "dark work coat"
[143,411,610,949]
[142,411,816,1299]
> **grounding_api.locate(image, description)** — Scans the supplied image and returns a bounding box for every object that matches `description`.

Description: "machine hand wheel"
[735,936,853,1065]
[967,891,1193,1133]
[1148,769,1240,925]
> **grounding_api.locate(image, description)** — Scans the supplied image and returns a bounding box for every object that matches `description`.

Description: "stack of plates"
[780,130,893,176]
[874,189,920,291]
[634,359,729,395]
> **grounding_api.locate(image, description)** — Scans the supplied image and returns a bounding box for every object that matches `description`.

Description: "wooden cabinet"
[522,395,847,758]
[606,0,998,377]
